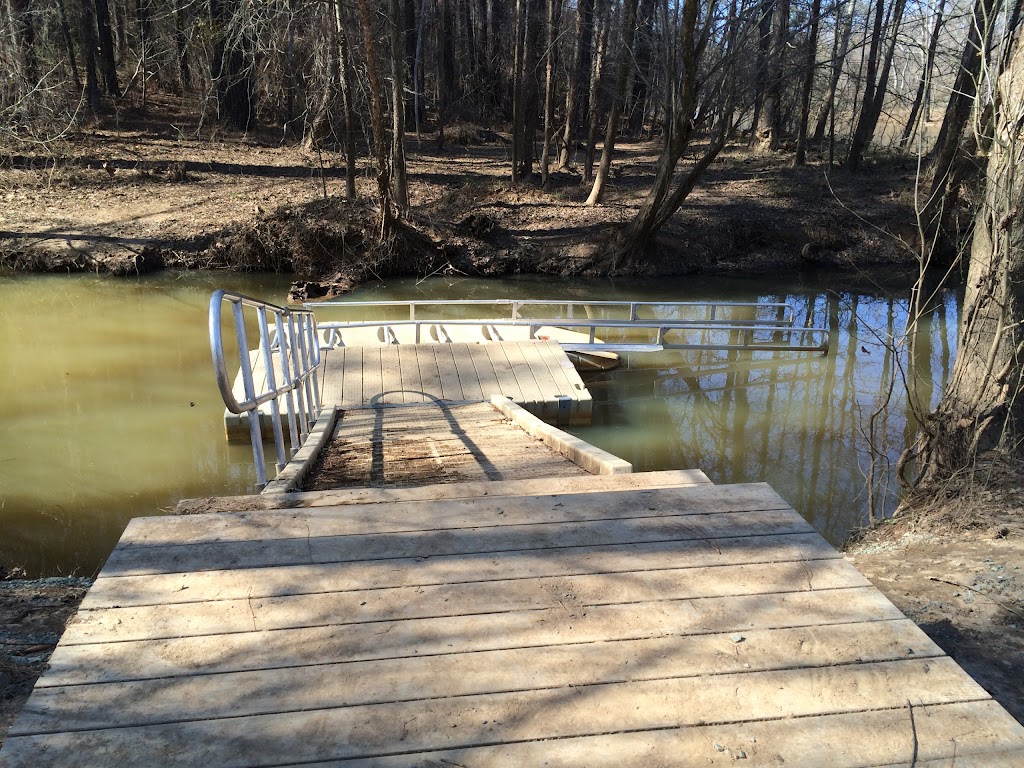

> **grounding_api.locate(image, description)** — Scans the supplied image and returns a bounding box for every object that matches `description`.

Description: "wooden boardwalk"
[4,477,1023,766]
[301,402,589,490]
[226,340,592,440]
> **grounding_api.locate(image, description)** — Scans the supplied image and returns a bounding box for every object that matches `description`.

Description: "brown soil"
[0,573,91,750]
[0,95,923,289]
[845,456,1024,724]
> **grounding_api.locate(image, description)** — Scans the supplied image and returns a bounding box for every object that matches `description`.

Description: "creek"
[0,271,957,576]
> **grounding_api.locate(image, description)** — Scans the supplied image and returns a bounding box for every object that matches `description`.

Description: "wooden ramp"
[301,402,590,489]
[226,340,593,440]
[3,478,1023,766]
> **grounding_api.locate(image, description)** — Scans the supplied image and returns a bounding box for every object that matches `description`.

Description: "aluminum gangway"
[305,298,830,354]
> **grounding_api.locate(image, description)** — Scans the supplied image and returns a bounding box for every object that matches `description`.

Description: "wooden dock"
[4,476,1023,766]
[226,339,593,440]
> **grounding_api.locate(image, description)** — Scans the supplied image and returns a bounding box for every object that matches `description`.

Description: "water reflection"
[0,272,958,576]
[579,287,958,543]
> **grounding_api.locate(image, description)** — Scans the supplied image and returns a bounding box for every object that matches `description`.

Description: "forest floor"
[0,95,924,290]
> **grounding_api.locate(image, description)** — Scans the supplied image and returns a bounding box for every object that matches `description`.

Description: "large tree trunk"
[94,0,118,95]
[925,0,998,230]
[757,0,790,151]
[556,0,594,169]
[79,0,102,115]
[209,0,254,130]
[911,36,1024,486]
[583,0,611,183]
[585,0,639,205]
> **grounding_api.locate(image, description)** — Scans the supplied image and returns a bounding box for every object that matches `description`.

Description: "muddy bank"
[1,133,925,294]
[0,574,91,749]
[845,456,1024,724]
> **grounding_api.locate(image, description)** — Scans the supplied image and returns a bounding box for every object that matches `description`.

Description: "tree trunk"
[557,0,594,169]
[846,0,908,170]
[355,0,396,230]
[95,0,119,95]
[9,0,37,93]
[748,0,775,143]
[334,0,358,199]
[539,0,563,186]
[210,0,254,130]
[925,0,998,227]
[811,0,854,142]
[585,0,639,206]
[899,0,946,149]
[174,0,191,91]
[79,0,102,114]
[390,0,410,213]
[912,36,1024,485]
[758,0,790,151]
[437,0,455,149]
[57,0,81,88]
[793,0,822,165]
[583,0,611,183]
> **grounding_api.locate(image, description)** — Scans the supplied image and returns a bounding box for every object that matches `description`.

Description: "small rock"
[736,750,747,759]
[730,633,745,644]
[713,743,726,752]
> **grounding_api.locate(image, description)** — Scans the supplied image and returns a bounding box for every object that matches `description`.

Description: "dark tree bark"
[94,0,119,95]
[174,0,192,91]
[79,0,102,114]
[10,0,38,88]
[335,0,358,200]
[57,0,81,88]
[210,0,254,130]
[437,0,455,149]
[900,0,946,149]
[583,0,611,183]
[748,0,776,142]
[758,0,790,150]
[356,0,398,229]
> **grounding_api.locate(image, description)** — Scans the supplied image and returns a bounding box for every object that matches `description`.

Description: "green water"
[0,271,956,577]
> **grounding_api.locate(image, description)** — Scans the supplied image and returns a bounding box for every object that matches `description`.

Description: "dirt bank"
[0,573,91,749]
[0,99,923,291]
[845,456,1024,724]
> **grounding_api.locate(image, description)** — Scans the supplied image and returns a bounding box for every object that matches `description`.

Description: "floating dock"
[225,339,593,440]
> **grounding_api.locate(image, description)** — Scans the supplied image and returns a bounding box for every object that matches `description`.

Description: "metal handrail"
[306,298,797,325]
[314,317,830,353]
[210,290,322,489]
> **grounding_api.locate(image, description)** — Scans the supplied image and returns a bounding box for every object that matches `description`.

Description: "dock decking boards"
[4,480,1023,766]
[333,341,588,420]
[301,402,589,489]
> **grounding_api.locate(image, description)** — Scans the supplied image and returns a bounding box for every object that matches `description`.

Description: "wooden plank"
[14,621,943,733]
[174,468,713,514]
[448,344,485,401]
[413,344,443,401]
[39,587,906,686]
[483,342,523,402]
[271,702,1024,768]
[84,532,836,608]
[432,345,466,401]
[102,507,812,576]
[376,346,402,405]
[0,660,994,768]
[340,346,362,407]
[465,342,504,399]
[65,558,868,644]
[359,347,383,405]
[122,483,793,547]
[395,344,422,403]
